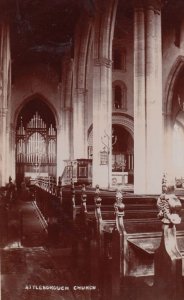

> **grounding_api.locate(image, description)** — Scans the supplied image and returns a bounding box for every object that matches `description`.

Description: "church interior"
[1,0,184,299]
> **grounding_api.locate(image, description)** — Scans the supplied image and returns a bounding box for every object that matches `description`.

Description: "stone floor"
[0,198,96,300]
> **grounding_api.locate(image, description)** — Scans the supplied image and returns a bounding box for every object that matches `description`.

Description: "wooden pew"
[89,188,158,299]
[108,192,184,300]
[81,187,159,299]
[154,192,184,300]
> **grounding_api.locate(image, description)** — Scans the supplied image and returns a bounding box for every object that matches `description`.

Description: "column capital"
[0,107,8,117]
[146,0,164,11]
[75,88,88,95]
[94,57,112,68]
[133,0,164,10]
[61,106,72,112]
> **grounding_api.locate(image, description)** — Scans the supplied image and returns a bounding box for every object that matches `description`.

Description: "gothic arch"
[112,113,134,138]
[74,14,93,90]
[87,114,133,160]
[15,95,58,184]
[93,0,118,60]
[14,93,59,129]
[164,55,184,116]
[88,114,134,142]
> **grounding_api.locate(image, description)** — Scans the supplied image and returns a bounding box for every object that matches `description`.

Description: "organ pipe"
[16,114,56,174]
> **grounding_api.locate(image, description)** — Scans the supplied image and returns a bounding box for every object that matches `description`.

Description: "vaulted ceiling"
[2,0,94,68]
[0,0,183,71]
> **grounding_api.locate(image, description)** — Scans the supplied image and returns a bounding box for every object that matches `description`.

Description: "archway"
[172,67,184,181]
[112,124,134,185]
[87,122,134,186]
[163,56,184,183]
[16,97,57,187]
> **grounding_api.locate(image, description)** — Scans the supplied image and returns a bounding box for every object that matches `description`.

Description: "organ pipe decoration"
[16,111,56,179]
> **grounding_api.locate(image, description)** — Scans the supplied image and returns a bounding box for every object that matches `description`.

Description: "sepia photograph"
[0,0,184,299]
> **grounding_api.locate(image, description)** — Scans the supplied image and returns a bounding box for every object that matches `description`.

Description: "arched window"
[114,86,122,109]
[113,82,127,110]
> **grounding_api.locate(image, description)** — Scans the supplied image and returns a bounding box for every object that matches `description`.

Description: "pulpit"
[63,159,92,185]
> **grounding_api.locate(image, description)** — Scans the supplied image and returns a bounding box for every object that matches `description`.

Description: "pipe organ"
[16,112,56,184]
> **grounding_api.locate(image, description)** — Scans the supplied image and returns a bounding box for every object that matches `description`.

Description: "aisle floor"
[0,199,95,300]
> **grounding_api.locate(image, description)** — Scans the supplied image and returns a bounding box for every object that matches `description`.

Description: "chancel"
[1,1,184,300]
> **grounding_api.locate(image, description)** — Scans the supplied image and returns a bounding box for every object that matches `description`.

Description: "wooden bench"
[65,185,161,298]
[85,187,184,300]
[108,195,184,299]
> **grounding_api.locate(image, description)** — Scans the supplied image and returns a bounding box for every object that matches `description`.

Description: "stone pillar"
[0,21,11,186]
[134,4,146,194]
[134,0,163,194]
[93,58,112,188]
[72,15,92,160]
[163,115,174,185]
[145,2,163,194]
[73,88,87,159]
[0,108,8,186]
[58,56,73,177]
[92,0,117,188]
[58,106,72,177]
[8,123,16,182]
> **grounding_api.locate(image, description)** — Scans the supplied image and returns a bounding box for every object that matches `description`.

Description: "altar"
[111,172,128,186]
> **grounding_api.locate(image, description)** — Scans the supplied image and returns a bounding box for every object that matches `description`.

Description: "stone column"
[58,106,72,177]
[145,2,163,194]
[72,15,92,160]
[134,3,146,194]
[92,0,118,188]
[93,58,112,188]
[0,108,8,186]
[73,88,87,159]
[58,56,73,177]
[0,21,11,186]
[9,123,16,181]
[163,114,174,185]
[134,0,163,194]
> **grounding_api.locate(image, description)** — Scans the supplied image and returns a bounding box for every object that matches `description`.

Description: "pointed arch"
[15,95,58,184]
[14,93,59,129]
[112,113,134,138]
[164,55,184,115]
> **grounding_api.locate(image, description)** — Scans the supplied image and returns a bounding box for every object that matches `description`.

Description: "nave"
[1,180,184,300]
[0,189,92,300]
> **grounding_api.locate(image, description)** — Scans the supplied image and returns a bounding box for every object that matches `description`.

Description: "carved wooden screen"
[16,110,56,184]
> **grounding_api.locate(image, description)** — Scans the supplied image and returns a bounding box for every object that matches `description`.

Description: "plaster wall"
[11,63,61,125]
